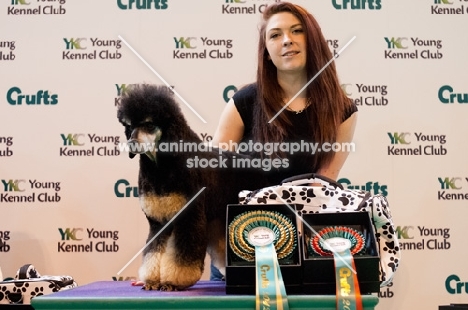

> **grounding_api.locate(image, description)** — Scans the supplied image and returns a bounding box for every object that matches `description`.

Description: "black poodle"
[117,84,269,291]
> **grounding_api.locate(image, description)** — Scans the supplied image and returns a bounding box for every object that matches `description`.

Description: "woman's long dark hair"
[253,2,353,169]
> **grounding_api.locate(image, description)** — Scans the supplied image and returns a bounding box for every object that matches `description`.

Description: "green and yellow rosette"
[229,210,297,310]
[309,226,365,310]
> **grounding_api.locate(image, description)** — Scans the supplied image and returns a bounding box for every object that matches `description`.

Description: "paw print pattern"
[48,282,60,292]
[322,187,335,197]
[31,286,44,297]
[20,283,30,293]
[298,187,316,203]
[281,188,297,203]
[255,197,267,204]
[337,193,356,208]
[0,286,9,302]
[387,256,399,273]
[8,286,23,303]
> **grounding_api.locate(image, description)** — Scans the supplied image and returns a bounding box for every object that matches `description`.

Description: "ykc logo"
[116,84,134,97]
[61,134,85,146]
[446,275,468,294]
[341,84,353,96]
[114,179,138,198]
[63,38,86,50]
[58,228,83,241]
[384,37,408,49]
[438,177,462,190]
[396,226,414,239]
[174,37,197,49]
[11,0,30,4]
[112,276,137,281]
[388,132,410,145]
[116,84,172,97]
[1,179,26,192]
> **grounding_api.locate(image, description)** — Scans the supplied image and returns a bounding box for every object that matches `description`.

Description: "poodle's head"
[117,84,186,160]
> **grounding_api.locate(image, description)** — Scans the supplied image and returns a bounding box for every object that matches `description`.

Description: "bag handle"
[280,173,344,190]
[17,264,40,280]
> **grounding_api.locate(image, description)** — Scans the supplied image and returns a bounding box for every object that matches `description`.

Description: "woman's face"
[264,12,307,75]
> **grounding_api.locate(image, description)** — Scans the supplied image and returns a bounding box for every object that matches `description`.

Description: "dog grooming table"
[31,281,379,310]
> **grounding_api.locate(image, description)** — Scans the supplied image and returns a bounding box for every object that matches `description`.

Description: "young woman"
[213,2,357,186]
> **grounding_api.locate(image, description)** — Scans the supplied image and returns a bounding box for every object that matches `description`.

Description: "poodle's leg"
[158,202,208,291]
[138,193,189,290]
[139,249,163,290]
[206,219,226,278]
[158,232,204,291]
[138,223,172,291]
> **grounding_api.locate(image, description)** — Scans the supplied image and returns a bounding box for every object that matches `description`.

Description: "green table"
[32,281,379,310]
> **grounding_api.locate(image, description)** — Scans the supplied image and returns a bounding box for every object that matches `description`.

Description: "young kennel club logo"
[114,84,174,106]
[6,87,58,105]
[115,84,135,106]
[7,0,67,15]
[437,177,468,201]
[57,228,120,253]
[0,136,13,157]
[331,0,382,10]
[59,133,121,157]
[173,37,234,59]
[397,225,451,251]
[62,38,122,60]
[0,231,11,253]
[438,85,468,104]
[341,83,389,106]
[117,0,168,10]
[222,0,280,15]
[384,37,444,59]
[0,179,61,203]
[112,276,137,281]
[0,41,15,61]
[327,39,342,58]
[387,132,448,155]
[432,0,468,15]
[378,281,394,299]
[116,84,134,97]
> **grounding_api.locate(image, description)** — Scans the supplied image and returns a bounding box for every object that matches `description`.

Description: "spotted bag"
[238,173,401,287]
[0,264,77,305]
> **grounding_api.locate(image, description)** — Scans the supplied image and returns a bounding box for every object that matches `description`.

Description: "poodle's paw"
[141,281,181,291]
[142,280,162,291]
[159,283,179,291]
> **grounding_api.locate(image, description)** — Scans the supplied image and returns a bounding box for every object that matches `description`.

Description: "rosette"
[228,210,297,262]
[308,226,365,256]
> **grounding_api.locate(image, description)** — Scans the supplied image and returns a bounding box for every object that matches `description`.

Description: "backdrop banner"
[1,1,467,309]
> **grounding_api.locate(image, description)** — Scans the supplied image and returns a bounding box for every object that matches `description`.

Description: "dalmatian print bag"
[0,264,77,305]
[238,173,400,287]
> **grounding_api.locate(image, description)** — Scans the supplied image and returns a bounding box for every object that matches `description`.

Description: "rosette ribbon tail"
[333,248,363,310]
[255,242,289,310]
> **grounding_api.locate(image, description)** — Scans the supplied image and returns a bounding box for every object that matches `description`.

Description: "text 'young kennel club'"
[117,84,269,291]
